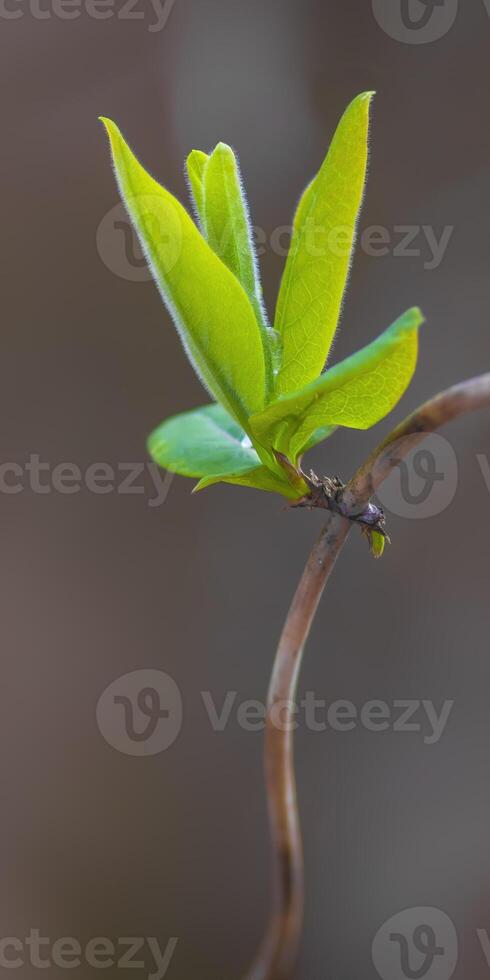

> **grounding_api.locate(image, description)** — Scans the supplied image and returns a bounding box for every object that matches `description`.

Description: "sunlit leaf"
[274,92,374,395]
[251,308,423,462]
[100,119,265,428]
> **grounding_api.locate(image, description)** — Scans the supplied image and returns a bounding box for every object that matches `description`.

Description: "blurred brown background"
[1,1,490,977]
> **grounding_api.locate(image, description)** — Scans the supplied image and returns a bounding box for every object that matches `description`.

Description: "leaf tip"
[390,307,425,340]
[405,306,426,329]
[192,478,208,494]
[98,116,122,150]
[211,140,234,159]
[350,90,376,111]
[98,114,114,130]
[187,148,207,165]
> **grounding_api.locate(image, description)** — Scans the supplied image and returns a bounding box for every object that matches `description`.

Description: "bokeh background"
[2,1,490,977]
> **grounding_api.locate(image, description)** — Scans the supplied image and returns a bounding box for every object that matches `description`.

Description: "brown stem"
[245,373,490,980]
[246,513,350,980]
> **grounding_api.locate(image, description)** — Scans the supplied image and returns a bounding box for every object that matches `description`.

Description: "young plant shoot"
[101,93,423,557]
[101,94,489,980]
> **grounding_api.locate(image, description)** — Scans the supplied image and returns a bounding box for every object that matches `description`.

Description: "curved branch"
[343,372,490,512]
[246,373,490,980]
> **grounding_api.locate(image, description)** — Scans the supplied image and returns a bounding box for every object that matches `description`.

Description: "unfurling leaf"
[274,92,374,396]
[250,308,423,463]
[100,118,265,428]
[185,149,209,227]
[203,143,273,392]
[203,148,264,313]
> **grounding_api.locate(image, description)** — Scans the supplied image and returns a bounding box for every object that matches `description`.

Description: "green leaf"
[274,92,374,395]
[148,403,300,499]
[147,403,261,478]
[203,142,273,391]
[300,424,338,456]
[185,149,209,227]
[100,118,265,427]
[193,466,301,499]
[369,530,387,559]
[250,307,424,463]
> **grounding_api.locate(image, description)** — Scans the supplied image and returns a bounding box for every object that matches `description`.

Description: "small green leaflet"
[250,308,424,463]
[203,146,266,322]
[274,92,374,396]
[100,118,265,428]
[200,142,273,392]
[186,144,281,406]
[369,530,387,559]
[185,149,208,227]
